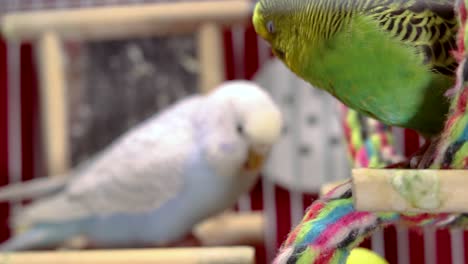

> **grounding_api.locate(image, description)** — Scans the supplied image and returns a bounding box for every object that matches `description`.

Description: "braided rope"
[341,106,401,168]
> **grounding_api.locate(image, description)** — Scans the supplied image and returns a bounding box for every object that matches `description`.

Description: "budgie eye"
[266,20,275,34]
[236,123,244,135]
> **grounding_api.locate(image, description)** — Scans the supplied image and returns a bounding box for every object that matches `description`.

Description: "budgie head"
[205,81,283,175]
[253,0,339,74]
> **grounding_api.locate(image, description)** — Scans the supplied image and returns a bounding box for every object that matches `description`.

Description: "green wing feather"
[363,0,458,76]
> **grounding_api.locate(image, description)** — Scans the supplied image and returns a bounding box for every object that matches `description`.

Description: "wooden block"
[0,247,255,264]
[36,31,70,177]
[193,211,264,246]
[1,1,253,41]
[352,168,468,213]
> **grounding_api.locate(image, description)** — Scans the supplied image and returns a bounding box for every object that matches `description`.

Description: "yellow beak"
[243,148,266,171]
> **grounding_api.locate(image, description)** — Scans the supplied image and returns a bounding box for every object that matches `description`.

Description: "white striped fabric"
[255,59,351,193]
[425,227,437,264]
[397,226,410,264]
[451,229,465,264]
[6,42,23,227]
[230,24,253,213]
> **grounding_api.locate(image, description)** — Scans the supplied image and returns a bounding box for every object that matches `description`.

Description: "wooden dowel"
[194,211,264,246]
[1,1,253,41]
[0,247,255,264]
[352,168,468,213]
[36,32,70,177]
[197,23,226,94]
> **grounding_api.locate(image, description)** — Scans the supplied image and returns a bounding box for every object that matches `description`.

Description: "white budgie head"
[203,80,283,176]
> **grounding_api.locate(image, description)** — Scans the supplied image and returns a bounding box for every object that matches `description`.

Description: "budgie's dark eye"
[236,123,244,135]
[266,20,275,34]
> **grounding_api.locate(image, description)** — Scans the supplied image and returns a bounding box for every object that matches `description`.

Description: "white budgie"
[0,80,283,251]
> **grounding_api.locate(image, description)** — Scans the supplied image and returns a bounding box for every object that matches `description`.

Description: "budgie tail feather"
[0,176,69,202]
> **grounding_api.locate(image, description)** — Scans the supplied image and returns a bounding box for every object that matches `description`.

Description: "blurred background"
[0,0,466,263]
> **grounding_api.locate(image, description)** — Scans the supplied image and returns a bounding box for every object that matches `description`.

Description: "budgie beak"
[243,147,266,171]
[242,108,282,172]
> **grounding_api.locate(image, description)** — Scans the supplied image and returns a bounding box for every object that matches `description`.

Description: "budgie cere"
[0,80,283,251]
[253,0,458,136]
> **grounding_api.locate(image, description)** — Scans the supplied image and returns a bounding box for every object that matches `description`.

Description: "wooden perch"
[0,247,255,264]
[352,168,468,213]
[320,180,349,197]
[55,212,264,250]
[1,0,253,41]
[193,211,264,246]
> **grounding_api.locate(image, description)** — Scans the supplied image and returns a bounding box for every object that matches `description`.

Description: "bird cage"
[1,0,467,264]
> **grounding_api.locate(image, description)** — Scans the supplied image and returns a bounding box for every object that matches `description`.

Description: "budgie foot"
[385,156,423,169]
[59,235,90,250]
[416,139,440,169]
[386,139,433,169]
[385,161,412,168]
[165,233,202,247]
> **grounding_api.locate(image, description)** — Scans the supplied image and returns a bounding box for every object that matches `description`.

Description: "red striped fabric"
[19,44,39,188]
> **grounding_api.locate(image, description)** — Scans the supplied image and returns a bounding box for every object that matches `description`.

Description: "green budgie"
[253,0,459,137]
